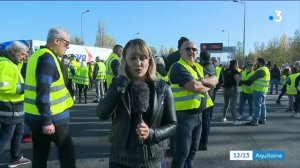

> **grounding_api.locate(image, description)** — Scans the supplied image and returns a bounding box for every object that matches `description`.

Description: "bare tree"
[150,46,157,56]
[168,47,176,55]
[71,36,84,45]
[95,20,116,48]
[159,45,169,57]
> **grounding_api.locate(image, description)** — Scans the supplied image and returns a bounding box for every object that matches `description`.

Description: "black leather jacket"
[96,79,177,166]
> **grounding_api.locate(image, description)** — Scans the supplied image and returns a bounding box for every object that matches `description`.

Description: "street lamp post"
[222,29,230,61]
[222,29,230,47]
[81,9,90,42]
[233,0,246,62]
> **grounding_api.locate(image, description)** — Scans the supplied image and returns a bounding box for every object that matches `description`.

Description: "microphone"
[130,81,150,143]
[131,81,150,121]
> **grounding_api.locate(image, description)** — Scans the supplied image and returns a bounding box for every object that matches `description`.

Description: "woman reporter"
[96,39,177,168]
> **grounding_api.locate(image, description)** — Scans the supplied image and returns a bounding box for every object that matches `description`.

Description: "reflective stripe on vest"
[241,70,254,94]
[287,73,300,95]
[253,66,270,93]
[24,48,74,115]
[105,53,119,88]
[0,111,24,117]
[170,59,204,111]
[73,66,89,85]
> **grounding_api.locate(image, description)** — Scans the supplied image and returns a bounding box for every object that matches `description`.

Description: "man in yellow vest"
[74,61,89,104]
[169,41,216,168]
[286,67,299,111]
[93,56,107,102]
[294,61,300,117]
[24,27,76,168]
[242,58,270,126]
[105,44,123,89]
[237,60,255,121]
[88,61,95,90]
[0,41,31,167]
[286,65,300,117]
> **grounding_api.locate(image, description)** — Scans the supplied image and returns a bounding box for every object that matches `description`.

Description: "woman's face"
[125,46,150,81]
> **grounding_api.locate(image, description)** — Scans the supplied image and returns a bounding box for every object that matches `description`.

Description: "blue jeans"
[253,91,267,123]
[0,122,24,161]
[238,92,253,116]
[95,80,105,101]
[172,113,201,168]
[270,79,279,94]
[200,108,212,145]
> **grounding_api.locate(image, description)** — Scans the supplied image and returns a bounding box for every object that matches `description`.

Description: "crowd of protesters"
[1,28,300,168]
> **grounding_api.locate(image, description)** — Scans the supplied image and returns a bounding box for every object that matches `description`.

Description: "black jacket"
[97,79,177,167]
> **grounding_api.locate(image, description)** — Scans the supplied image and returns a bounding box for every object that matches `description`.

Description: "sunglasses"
[58,38,70,47]
[184,47,198,52]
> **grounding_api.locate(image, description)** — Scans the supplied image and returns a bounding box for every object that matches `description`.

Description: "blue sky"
[0,1,299,61]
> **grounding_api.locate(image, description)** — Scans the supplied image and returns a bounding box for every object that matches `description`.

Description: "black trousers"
[31,123,76,168]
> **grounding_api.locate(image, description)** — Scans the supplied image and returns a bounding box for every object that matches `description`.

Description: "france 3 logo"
[269,10,282,23]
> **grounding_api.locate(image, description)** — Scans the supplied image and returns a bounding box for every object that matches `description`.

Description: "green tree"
[70,36,84,45]
[290,30,300,63]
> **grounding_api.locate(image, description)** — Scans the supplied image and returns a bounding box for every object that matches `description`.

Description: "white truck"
[0,40,112,62]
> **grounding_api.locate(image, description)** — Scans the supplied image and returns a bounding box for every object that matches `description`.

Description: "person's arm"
[244,69,265,85]
[183,80,210,94]
[170,63,210,94]
[202,76,218,88]
[36,53,58,126]
[93,63,99,79]
[217,70,224,88]
[0,62,24,95]
[111,59,120,77]
[148,84,177,143]
[96,75,129,120]
[201,63,218,88]
[233,70,241,85]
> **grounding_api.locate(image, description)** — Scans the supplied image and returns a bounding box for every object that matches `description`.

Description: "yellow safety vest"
[96,62,107,81]
[241,70,254,94]
[88,64,94,78]
[68,66,74,80]
[74,66,89,85]
[253,66,270,93]
[156,72,169,82]
[105,53,119,88]
[0,57,24,116]
[170,58,213,111]
[297,76,300,92]
[280,75,287,85]
[287,73,300,95]
[18,60,24,72]
[215,66,222,79]
[24,48,74,115]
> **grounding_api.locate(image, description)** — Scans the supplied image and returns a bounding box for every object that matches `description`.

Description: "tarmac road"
[1,90,299,168]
